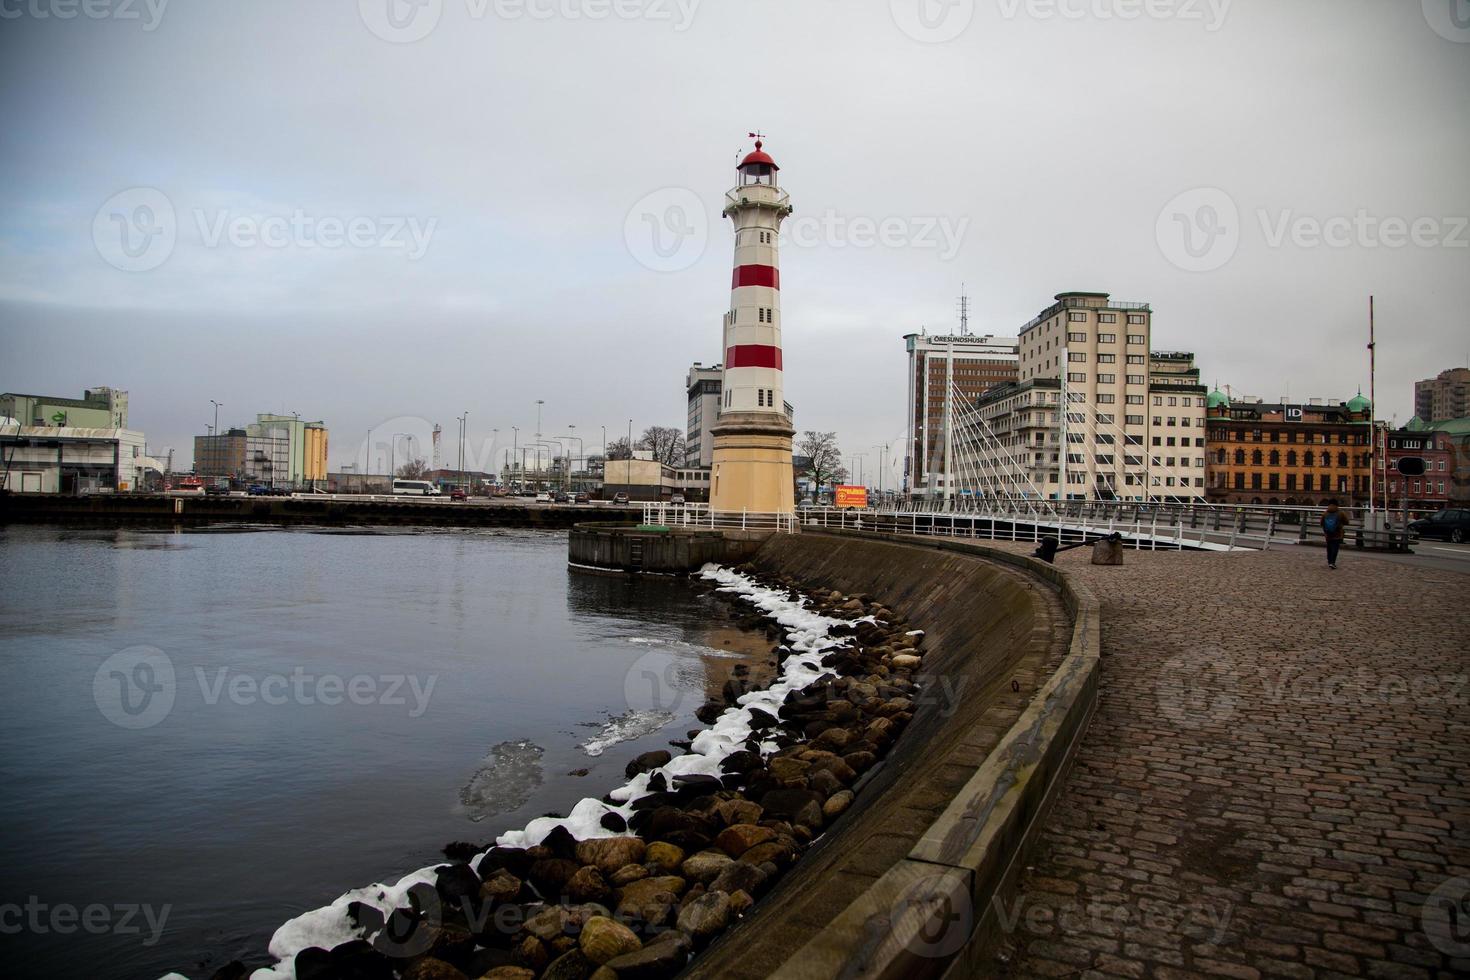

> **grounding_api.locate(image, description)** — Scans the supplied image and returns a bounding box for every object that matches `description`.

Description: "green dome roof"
[1206,387,1230,409]
[1346,389,1371,413]
[1406,415,1428,432]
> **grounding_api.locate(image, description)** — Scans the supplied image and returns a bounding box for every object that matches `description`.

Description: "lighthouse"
[709,137,796,515]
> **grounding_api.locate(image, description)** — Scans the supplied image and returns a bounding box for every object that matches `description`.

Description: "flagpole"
[1368,295,1376,516]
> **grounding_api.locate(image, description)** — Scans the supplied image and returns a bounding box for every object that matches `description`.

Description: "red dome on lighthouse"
[739,140,779,172]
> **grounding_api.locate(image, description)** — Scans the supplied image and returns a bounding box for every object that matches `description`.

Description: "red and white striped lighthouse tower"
[709,136,796,515]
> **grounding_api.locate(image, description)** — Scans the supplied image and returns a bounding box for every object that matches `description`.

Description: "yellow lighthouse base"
[709,413,795,515]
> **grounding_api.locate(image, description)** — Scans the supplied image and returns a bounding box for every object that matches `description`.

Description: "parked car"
[1409,508,1470,543]
[247,484,270,496]
[268,487,291,496]
[553,492,570,503]
[613,492,629,505]
[670,493,685,504]
[450,487,467,501]
[535,492,553,502]
[205,484,228,496]
[574,492,590,504]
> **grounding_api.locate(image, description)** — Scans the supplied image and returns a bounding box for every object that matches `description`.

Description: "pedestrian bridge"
[643,498,1410,552]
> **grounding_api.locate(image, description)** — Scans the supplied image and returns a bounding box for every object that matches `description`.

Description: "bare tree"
[797,431,847,492]
[637,426,686,467]
[396,457,431,480]
[604,437,633,461]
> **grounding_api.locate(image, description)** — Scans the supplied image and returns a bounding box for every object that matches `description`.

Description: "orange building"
[1205,390,1374,506]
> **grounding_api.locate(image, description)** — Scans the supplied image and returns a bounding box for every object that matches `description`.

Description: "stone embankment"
[195,563,937,980]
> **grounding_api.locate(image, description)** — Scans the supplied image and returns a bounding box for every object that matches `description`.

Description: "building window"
[1126,396,1144,405]
[1098,374,1116,384]
[1098,313,1117,323]
[1097,393,1115,404]
[1127,333,1146,343]
[1098,354,1117,364]
[1068,312,1087,322]
[1067,372,1087,383]
[1126,415,1144,425]
[1098,333,1116,343]
[1068,352,1087,362]
[1129,355,1147,365]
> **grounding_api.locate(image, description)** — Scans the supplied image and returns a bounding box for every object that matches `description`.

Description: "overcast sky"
[1,0,1466,483]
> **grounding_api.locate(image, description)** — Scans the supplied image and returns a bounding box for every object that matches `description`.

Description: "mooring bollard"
[1033,532,1124,565]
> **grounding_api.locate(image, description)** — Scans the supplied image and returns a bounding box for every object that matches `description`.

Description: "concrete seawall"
[0,493,640,528]
[687,528,1100,979]
[567,523,770,575]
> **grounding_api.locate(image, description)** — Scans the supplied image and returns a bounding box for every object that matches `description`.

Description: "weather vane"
[748,130,766,143]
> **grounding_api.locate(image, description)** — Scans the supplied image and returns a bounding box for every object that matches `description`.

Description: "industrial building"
[1,387,129,429]
[193,414,328,489]
[0,425,155,493]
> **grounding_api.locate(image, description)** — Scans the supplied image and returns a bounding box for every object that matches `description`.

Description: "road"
[1287,538,1470,575]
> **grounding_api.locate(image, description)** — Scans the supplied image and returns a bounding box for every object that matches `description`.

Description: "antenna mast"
[958,285,970,336]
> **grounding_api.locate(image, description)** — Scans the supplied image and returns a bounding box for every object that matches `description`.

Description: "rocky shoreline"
[191,564,925,980]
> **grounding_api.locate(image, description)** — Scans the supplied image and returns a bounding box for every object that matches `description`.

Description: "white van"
[392,479,441,496]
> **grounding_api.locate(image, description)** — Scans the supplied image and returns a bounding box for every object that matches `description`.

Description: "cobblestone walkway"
[986,544,1470,980]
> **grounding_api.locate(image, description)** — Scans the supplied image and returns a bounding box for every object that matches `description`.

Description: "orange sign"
[834,485,868,508]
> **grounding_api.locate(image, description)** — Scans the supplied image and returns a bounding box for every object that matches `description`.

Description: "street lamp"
[536,399,544,442]
[457,411,468,487]
[210,399,222,439]
[873,444,887,496]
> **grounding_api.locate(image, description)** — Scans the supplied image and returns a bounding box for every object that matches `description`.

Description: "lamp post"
[536,399,544,443]
[873,444,887,496]
[457,412,468,488]
[511,427,519,489]
[210,400,222,439]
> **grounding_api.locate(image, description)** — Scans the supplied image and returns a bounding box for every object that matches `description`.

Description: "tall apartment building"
[1414,367,1470,423]
[968,292,1204,501]
[685,361,793,470]
[903,331,1018,495]
[686,363,724,468]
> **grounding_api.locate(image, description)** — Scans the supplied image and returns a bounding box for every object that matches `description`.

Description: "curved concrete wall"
[688,529,1099,980]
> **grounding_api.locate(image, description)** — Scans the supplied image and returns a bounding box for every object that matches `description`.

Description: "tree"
[637,426,686,467]
[396,457,431,480]
[797,431,847,492]
[605,437,633,461]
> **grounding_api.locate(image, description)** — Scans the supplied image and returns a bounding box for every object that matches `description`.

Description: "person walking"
[1321,499,1348,569]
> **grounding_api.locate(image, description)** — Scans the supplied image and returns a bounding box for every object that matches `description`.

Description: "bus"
[391,479,441,496]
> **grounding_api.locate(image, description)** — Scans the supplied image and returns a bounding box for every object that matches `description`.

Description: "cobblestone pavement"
[981,543,1470,980]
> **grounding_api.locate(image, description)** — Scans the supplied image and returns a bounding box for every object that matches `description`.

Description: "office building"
[1204,392,1374,505]
[1414,367,1470,423]
[904,330,1018,496]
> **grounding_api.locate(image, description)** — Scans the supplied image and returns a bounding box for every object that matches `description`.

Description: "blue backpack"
[1324,514,1342,534]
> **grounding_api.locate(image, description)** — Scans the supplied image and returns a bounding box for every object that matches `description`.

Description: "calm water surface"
[0,525,765,980]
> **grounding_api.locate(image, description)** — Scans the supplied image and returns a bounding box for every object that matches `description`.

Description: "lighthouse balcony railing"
[724,188,792,213]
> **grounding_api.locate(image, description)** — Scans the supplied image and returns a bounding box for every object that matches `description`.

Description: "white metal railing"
[642,503,798,534]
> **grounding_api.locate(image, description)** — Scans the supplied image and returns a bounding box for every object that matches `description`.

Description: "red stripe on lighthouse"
[731,265,780,289]
[726,345,783,369]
